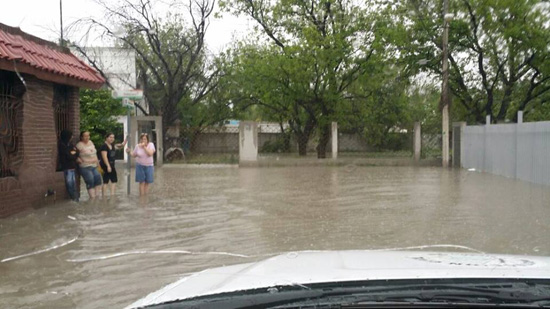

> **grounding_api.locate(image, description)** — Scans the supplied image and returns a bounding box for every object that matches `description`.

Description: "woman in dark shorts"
[99,133,127,198]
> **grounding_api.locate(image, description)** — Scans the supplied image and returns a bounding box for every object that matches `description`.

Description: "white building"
[83,47,136,90]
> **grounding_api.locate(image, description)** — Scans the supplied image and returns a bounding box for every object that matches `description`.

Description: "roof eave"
[0,58,105,89]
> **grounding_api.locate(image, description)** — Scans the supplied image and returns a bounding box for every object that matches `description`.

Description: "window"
[0,70,24,178]
[53,85,70,139]
[53,85,71,172]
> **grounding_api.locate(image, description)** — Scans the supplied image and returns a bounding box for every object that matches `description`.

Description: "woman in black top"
[58,129,80,202]
[99,133,127,198]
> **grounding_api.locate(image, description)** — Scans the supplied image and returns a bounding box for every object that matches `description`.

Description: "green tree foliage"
[220,0,388,157]
[392,0,550,124]
[85,0,221,153]
[79,89,126,147]
[347,82,411,150]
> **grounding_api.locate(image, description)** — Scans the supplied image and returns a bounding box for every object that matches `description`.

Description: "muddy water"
[1,165,550,308]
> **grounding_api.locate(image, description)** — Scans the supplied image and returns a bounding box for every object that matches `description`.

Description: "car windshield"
[1,0,550,308]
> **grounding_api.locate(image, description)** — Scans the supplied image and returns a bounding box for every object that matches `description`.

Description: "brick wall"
[0,75,80,218]
[0,178,25,218]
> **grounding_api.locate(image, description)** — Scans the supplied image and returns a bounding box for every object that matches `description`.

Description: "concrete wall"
[337,133,372,152]
[189,132,397,154]
[190,132,284,154]
[192,133,239,153]
[461,121,550,186]
[0,74,78,217]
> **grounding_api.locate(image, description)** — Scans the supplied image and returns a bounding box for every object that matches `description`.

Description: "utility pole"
[126,99,132,195]
[60,0,64,46]
[441,0,451,167]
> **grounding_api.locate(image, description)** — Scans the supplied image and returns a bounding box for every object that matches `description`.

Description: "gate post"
[239,121,258,166]
[331,122,338,159]
[452,122,466,168]
[414,122,421,162]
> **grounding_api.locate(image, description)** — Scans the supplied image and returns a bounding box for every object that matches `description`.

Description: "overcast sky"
[0,0,250,53]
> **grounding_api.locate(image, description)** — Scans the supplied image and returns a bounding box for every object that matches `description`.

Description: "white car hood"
[128,250,550,308]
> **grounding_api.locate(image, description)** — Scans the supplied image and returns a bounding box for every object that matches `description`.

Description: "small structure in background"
[0,23,104,218]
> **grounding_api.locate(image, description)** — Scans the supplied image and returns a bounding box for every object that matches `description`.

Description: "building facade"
[0,23,104,217]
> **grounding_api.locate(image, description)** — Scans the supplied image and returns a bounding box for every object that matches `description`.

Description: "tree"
[220,44,317,155]
[393,0,550,124]
[220,0,385,157]
[80,89,127,147]
[79,0,220,154]
[333,52,428,151]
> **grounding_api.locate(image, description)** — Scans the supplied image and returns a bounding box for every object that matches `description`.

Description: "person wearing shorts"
[99,133,127,198]
[76,131,102,200]
[127,133,156,196]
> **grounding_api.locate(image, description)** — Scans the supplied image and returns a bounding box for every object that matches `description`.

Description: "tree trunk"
[496,83,513,122]
[279,122,291,152]
[297,135,308,156]
[316,124,331,159]
[188,129,202,153]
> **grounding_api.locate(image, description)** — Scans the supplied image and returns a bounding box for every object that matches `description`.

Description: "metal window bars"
[53,85,70,139]
[53,85,71,172]
[0,72,23,178]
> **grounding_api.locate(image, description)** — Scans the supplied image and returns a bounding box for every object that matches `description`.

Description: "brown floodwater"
[1,165,550,308]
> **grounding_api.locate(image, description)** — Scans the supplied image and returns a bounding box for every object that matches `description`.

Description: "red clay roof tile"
[0,23,104,87]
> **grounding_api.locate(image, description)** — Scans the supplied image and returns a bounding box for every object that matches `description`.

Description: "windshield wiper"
[275,281,550,308]
[141,279,550,308]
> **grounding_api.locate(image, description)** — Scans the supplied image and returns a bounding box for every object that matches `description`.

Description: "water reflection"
[1,165,550,308]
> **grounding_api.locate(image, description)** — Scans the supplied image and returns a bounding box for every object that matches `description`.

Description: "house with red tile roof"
[0,23,105,217]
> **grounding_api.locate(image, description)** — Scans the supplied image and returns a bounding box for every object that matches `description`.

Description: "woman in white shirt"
[76,131,103,200]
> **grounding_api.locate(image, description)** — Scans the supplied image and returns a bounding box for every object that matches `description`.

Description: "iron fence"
[421,134,442,159]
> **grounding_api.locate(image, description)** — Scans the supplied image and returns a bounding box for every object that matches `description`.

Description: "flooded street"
[2,165,550,308]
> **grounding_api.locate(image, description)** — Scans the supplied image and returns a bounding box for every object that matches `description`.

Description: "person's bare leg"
[88,188,96,200]
[110,183,115,197]
[95,186,102,199]
[139,183,145,196]
[144,183,149,195]
[102,184,108,198]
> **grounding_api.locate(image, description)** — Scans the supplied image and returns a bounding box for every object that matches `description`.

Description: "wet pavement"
[1,165,550,308]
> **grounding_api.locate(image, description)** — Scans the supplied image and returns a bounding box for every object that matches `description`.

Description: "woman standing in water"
[99,133,127,198]
[76,131,102,200]
[127,133,155,196]
[58,129,80,202]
